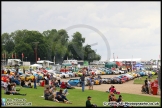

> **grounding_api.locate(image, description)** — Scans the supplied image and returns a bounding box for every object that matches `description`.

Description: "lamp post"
[26,57,27,61]
[113,53,115,62]
[62,57,63,64]
[32,42,39,63]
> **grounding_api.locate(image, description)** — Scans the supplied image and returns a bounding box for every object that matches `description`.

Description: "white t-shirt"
[148,81,150,87]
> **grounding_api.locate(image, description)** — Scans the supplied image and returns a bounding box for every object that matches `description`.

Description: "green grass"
[134,75,158,84]
[1,87,160,107]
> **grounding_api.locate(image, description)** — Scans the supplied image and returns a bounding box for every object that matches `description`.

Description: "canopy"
[135,63,143,67]
[105,62,117,69]
[62,63,72,66]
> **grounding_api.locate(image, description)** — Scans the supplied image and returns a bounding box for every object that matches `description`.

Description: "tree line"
[1,29,101,64]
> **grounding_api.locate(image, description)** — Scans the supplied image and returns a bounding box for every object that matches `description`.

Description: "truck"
[7,59,22,67]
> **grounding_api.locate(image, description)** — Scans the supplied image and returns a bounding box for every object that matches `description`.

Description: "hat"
[87,96,91,98]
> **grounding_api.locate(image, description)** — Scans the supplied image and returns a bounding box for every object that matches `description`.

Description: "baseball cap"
[87,96,91,98]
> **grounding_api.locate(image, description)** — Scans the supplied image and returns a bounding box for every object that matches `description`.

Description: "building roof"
[109,58,141,62]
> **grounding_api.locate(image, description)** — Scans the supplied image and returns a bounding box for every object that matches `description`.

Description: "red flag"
[22,53,24,58]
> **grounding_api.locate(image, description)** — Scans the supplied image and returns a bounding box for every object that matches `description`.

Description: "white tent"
[30,64,42,68]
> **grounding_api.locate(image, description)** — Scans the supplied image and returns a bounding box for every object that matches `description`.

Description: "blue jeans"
[81,81,85,92]
[62,95,68,101]
[34,82,37,88]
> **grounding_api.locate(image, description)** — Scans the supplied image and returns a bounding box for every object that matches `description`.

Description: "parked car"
[93,78,102,85]
[116,75,127,82]
[67,78,88,87]
[111,77,124,84]
[66,72,75,78]
[123,74,134,80]
[54,71,68,78]
[101,78,113,84]
[20,74,35,82]
[118,75,130,81]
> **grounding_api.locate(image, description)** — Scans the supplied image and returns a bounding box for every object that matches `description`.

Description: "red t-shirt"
[110,88,116,92]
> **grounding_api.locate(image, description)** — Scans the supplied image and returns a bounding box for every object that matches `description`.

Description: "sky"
[2,1,161,61]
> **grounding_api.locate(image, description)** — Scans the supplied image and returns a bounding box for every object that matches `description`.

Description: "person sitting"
[44,87,59,102]
[65,82,75,89]
[11,83,20,91]
[86,96,97,107]
[110,86,117,94]
[141,84,147,94]
[21,80,32,88]
[56,89,72,104]
[108,92,117,102]
[60,82,66,89]
[5,84,26,96]
[27,80,32,88]
[116,95,123,103]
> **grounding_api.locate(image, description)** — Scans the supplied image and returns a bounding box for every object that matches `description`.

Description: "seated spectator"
[65,82,75,89]
[60,82,66,89]
[5,84,26,96]
[21,80,32,88]
[86,96,97,107]
[3,80,10,90]
[108,92,117,102]
[27,80,32,88]
[141,84,147,94]
[116,95,123,102]
[56,89,72,104]
[11,83,20,91]
[44,87,59,102]
[110,86,117,94]
[63,88,68,95]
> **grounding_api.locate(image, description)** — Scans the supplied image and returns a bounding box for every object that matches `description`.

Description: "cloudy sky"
[2,2,160,61]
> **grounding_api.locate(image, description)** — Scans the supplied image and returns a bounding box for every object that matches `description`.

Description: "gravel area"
[61,75,161,98]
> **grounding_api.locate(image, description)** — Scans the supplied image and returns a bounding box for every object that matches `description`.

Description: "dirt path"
[61,75,160,98]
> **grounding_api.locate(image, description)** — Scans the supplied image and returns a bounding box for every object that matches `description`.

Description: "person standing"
[33,76,37,89]
[148,80,152,95]
[30,67,32,73]
[80,74,85,92]
[144,78,148,94]
[23,67,25,74]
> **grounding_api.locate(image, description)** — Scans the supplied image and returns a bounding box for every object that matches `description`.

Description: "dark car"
[112,77,124,84]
